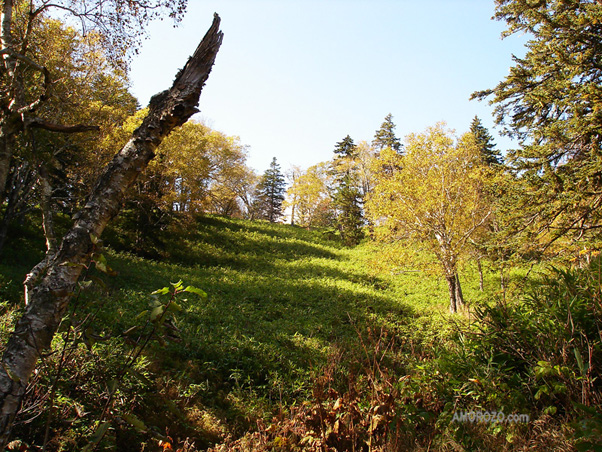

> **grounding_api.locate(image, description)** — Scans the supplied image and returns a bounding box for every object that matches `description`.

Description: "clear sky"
[129,0,528,173]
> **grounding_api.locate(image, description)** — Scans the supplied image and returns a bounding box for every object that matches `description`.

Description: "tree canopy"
[366,123,492,312]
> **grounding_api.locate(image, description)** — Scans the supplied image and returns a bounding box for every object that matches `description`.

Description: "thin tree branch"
[26,118,100,133]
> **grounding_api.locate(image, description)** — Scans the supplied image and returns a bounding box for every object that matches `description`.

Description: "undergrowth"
[0,214,599,450]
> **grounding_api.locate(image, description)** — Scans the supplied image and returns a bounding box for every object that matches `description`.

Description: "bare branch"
[26,118,99,133]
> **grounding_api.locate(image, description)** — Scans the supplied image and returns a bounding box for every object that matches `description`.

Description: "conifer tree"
[254,157,286,222]
[332,135,364,246]
[372,113,402,153]
[473,0,602,245]
[470,116,502,166]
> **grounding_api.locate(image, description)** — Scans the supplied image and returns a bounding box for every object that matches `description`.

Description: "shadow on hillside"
[90,216,428,433]
[164,216,340,268]
[109,248,414,387]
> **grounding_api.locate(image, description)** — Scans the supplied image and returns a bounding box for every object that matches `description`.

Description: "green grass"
[0,214,552,450]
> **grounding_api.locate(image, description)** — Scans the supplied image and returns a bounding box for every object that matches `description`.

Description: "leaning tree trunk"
[0,15,223,447]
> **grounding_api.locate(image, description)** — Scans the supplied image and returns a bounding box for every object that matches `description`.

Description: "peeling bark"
[0,14,223,446]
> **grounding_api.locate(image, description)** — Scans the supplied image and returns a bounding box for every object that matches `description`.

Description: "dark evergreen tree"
[372,113,402,153]
[473,0,602,244]
[254,157,286,222]
[334,135,359,159]
[470,116,502,166]
[332,136,364,245]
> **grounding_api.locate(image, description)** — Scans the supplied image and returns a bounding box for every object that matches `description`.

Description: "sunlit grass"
[1,214,516,448]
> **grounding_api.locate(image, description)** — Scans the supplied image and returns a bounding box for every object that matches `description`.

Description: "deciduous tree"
[285,162,334,228]
[366,123,492,312]
[0,0,188,199]
[0,17,138,252]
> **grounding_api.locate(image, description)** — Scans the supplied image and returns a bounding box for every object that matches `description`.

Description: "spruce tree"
[372,113,402,153]
[332,136,364,245]
[254,157,286,222]
[334,135,358,159]
[470,116,501,166]
[473,0,602,244]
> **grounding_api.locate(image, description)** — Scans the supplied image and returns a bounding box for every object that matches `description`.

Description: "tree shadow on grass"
[105,247,416,427]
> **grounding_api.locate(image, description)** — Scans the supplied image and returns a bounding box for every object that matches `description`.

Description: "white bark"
[0,14,223,446]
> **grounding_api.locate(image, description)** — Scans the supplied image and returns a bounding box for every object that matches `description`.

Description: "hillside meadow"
[2,213,597,451]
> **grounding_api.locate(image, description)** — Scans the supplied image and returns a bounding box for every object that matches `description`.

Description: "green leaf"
[543,405,557,415]
[122,325,140,336]
[78,280,93,290]
[184,286,207,298]
[168,302,182,312]
[150,306,164,322]
[82,421,110,451]
[171,280,184,291]
[151,287,170,295]
[126,368,153,386]
[575,348,586,376]
[149,297,163,308]
[134,310,149,321]
[95,261,108,273]
[122,413,147,432]
[535,386,548,400]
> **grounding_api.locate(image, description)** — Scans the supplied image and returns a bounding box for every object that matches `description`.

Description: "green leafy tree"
[285,162,335,228]
[366,123,492,313]
[473,0,602,248]
[372,113,402,153]
[0,17,138,252]
[0,0,188,200]
[0,15,222,446]
[332,135,364,246]
[470,116,501,166]
[254,157,286,222]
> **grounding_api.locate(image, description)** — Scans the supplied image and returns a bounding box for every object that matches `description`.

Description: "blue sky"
[129,0,528,173]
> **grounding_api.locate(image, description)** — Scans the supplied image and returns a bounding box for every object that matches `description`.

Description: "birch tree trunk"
[446,274,458,313]
[0,14,223,447]
[454,273,465,308]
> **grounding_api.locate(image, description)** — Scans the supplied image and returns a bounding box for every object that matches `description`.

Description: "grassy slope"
[0,214,509,449]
